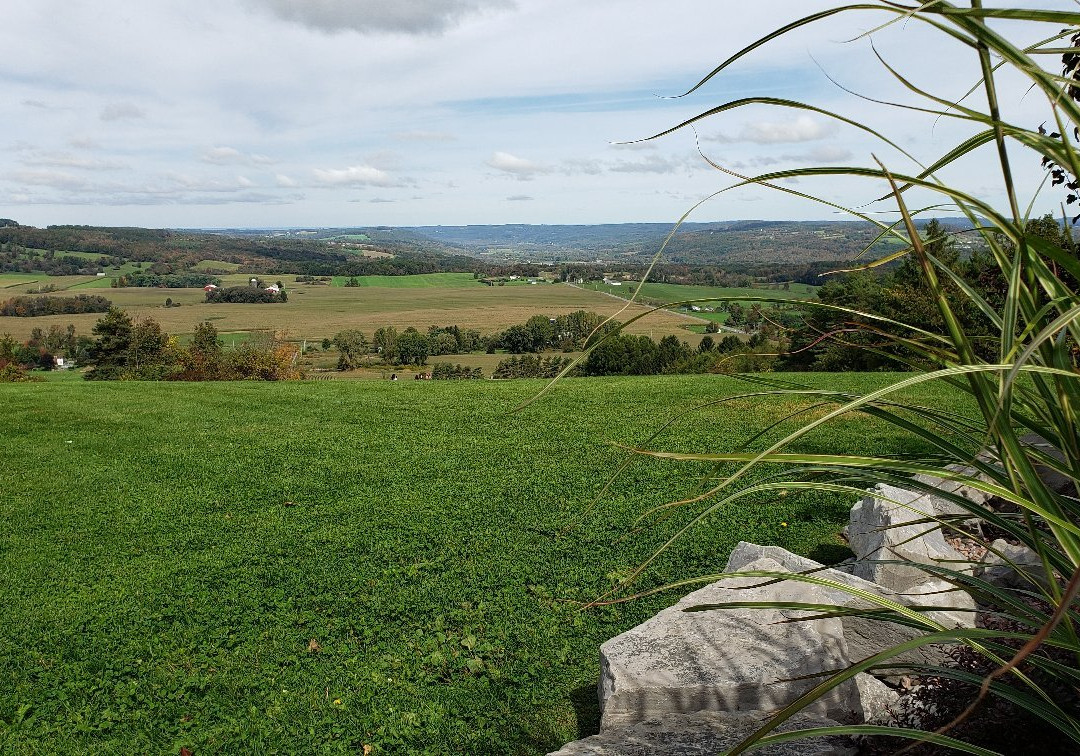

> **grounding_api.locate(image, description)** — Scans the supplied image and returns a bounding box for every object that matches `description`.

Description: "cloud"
[394,130,457,142]
[21,152,127,171]
[11,169,92,191]
[200,146,275,166]
[165,173,262,193]
[68,137,101,150]
[275,174,299,187]
[804,145,853,162]
[506,194,533,201]
[608,154,690,174]
[246,0,513,35]
[561,158,604,176]
[100,102,146,121]
[369,197,395,203]
[312,164,401,187]
[487,151,546,179]
[708,115,836,145]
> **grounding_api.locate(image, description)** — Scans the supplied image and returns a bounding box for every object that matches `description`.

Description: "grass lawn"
[0,374,967,754]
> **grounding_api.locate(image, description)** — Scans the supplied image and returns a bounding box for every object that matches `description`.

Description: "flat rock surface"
[599,555,864,729]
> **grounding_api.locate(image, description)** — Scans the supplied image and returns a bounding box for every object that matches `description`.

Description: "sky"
[1,1,1074,228]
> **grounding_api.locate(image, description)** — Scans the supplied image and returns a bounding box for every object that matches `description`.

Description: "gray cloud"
[608,154,690,175]
[12,169,93,192]
[707,115,837,145]
[100,102,146,122]
[506,194,533,201]
[246,0,513,35]
[21,152,127,171]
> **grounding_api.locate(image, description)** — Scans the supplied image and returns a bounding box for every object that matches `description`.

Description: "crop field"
[328,273,479,288]
[580,281,817,325]
[583,280,815,304]
[0,373,965,754]
[0,274,46,289]
[0,277,701,345]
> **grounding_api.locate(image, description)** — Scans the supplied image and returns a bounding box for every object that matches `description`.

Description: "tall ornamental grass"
[604,2,1080,753]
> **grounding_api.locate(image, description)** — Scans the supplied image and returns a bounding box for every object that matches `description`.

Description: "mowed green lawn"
[0,374,967,754]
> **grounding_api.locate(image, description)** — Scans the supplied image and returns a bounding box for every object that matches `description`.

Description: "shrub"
[597,4,1080,753]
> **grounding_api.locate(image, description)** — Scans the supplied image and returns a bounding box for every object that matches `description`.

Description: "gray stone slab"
[599,556,868,729]
[848,485,971,592]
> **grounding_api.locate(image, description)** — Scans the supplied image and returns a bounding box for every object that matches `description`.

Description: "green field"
[0,277,701,346]
[581,281,817,325]
[0,374,964,754]
[329,273,479,288]
[0,274,45,289]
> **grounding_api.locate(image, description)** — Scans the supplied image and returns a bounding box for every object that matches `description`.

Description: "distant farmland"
[0,275,702,343]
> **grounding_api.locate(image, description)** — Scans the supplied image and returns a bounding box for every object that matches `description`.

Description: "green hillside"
[0,374,967,754]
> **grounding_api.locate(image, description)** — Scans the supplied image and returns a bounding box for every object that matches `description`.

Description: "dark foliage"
[0,294,112,317]
[205,286,285,304]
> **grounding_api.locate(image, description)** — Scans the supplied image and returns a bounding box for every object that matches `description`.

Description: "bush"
[595,4,1080,753]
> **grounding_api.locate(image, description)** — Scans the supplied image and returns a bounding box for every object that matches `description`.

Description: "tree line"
[0,294,112,317]
[779,217,1079,371]
[82,308,303,381]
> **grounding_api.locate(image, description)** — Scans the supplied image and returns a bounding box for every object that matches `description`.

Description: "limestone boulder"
[848,485,971,592]
[979,538,1050,591]
[724,542,975,665]
[548,710,856,756]
[912,463,993,516]
[599,554,900,730]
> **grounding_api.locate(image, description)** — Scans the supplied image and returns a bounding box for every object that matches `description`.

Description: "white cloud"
[710,115,837,145]
[312,164,401,187]
[165,173,260,193]
[100,102,146,121]
[201,147,243,164]
[506,194,533,201]
[275,174,299,187]
[246,0,513,35]
[487,151,546,179]
[201,146,276,166]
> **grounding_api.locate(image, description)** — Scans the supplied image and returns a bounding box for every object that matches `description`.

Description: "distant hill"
[0,219,985,278]
[398,219,984,265]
